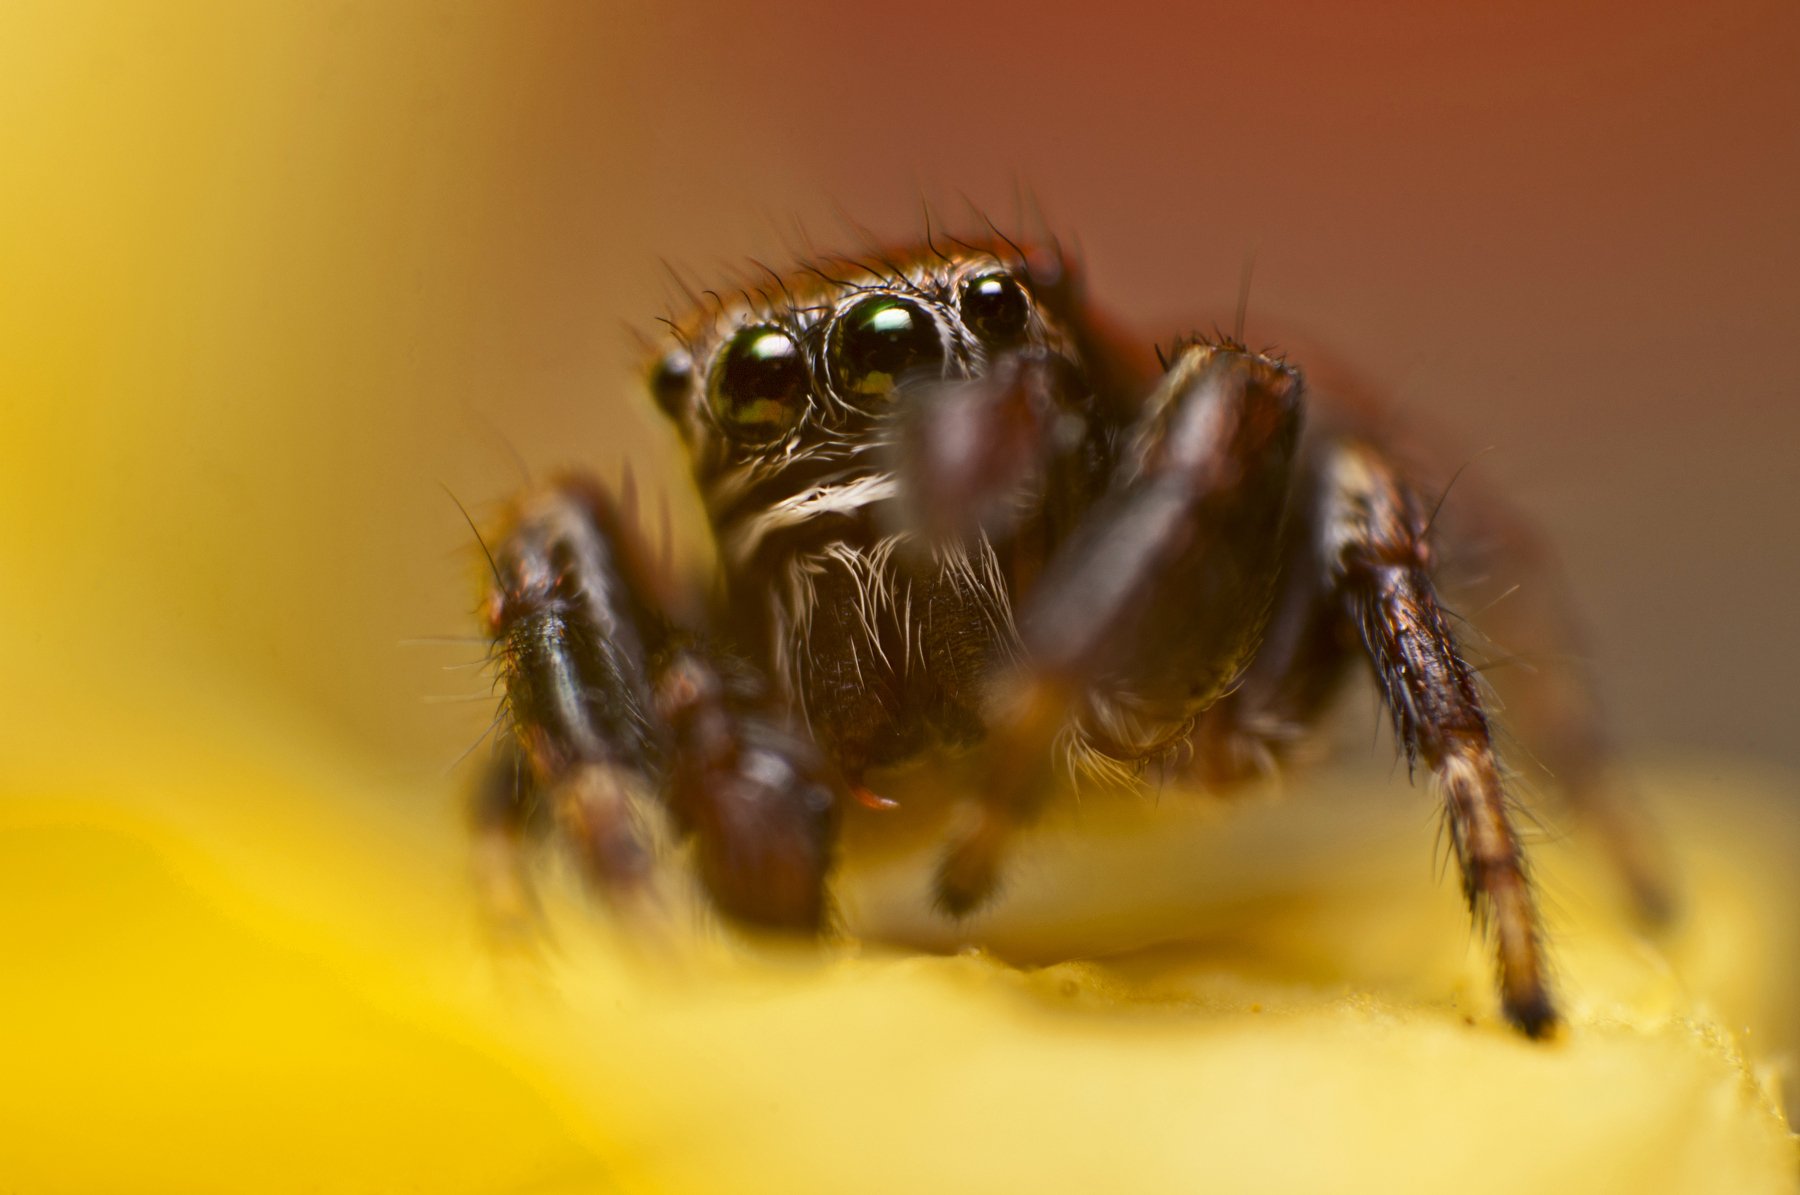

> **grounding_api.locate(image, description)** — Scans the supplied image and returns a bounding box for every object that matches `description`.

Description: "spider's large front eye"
[828,296,946,400]
[958,271,1032,347]
[708,325,809,442]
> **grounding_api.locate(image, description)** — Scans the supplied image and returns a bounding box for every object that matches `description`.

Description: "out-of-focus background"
[4,1,1797,798]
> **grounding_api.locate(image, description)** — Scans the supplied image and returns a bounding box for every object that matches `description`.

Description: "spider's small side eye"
[958,271,1032,347]
[708,325,810,442]
[828,295,946,400]
[650,350,695,416]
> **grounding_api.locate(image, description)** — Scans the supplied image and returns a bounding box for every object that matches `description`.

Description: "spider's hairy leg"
[484,477,834,932]
[936,343,1305,914]
[1438,489,1674,925]
[1322,440,1556,1038]
[486,480,673,910]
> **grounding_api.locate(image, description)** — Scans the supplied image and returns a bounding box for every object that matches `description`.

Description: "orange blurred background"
[4,0,1797,820]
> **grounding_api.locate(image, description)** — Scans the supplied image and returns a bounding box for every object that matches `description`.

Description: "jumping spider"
[469,231,1667,1039]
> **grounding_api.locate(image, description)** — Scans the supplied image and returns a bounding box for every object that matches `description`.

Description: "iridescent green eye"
[957,271,1031,347]
[708,325,809,442]
[828,296,946,400]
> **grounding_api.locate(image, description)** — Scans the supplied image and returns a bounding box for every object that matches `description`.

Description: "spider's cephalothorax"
[470,234,1669,1039]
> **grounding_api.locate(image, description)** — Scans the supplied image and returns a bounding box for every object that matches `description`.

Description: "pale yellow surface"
[3,4,1797,1193]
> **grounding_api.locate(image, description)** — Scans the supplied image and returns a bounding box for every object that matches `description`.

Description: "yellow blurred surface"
[3,694,1797,1193]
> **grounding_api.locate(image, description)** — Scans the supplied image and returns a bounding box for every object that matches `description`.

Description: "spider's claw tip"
[1503,989,1560,1041]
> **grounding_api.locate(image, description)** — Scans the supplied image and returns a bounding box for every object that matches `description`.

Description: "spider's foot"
[1503,986,1560,1041]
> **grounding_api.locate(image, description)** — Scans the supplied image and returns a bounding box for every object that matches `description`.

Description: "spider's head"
[644,243,1078,569]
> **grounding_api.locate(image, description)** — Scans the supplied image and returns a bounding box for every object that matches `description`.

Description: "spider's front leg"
[1319,440,1555,1035]
[1130,434,1560,1036]
[1433,489,1673,925]
[922,339,1557,1037]
[1107,429,1559,1036]
[933,340,1305,910]
[476,478,835,934]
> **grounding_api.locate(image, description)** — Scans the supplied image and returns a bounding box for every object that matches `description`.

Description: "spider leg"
[1129,434,1560,1037]
[1180,505,1353,789]
[935,341,1305,913]
[486,480,671,911]
[483,478,835,932]
[656,647,836,931]
[1319,438,1556,1037]
[1432,484,1673,924]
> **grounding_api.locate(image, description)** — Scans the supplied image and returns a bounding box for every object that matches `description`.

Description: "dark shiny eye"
[707,325,809,442]
[958,271,1031,346]
[649,350,694,417]
[828,296,946,400]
